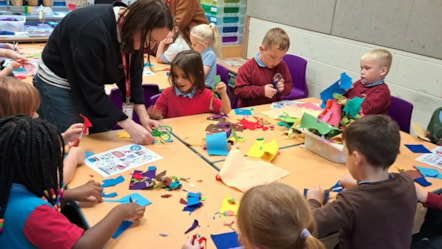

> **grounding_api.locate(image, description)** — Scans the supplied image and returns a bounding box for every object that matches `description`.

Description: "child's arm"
[62,123,84,144]
[182,237,201,249]
[416,184,442,210]
[215,82,231,114]
[155,36,173,64]
[306,185,325,205]
[64,180,103,203]
[63,146,85,184]
[339,174,358,189]
[72,203,145,249]
[0,61,21,76]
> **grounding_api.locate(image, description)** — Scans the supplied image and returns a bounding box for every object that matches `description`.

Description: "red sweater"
[345,80,391,115]
[233,58,292,108]
[154,87,221,118]
[425,192,442,210]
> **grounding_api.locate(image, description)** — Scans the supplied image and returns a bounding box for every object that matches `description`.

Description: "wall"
[246,0,442,59]
[246,18,442,128]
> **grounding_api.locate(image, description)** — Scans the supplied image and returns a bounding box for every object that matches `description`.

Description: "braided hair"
[0,115,64,233]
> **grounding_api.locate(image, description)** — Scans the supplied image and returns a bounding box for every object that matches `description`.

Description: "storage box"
[303,129,345,164]
[201,3,246,16]
[218,24,244,35]
[0,15,26,33]
[200,0,247,5]
[206,14,245,25]
[221,34,243,45]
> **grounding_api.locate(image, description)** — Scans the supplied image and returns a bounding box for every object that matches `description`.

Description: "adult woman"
[34,0,173,144]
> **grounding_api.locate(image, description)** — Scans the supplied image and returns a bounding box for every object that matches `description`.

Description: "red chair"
[109,83,160,129]
[388,96,413,133]
[281,54,309,100]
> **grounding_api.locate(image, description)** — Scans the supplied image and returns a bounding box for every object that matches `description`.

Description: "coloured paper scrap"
[405,144,432,153]
[234,109,252,116]
[112,220,133,239]
[211,231,241,249]
[103,192,152,206]
[299,112,340,135]
[84,144,162,177]
[218,149,290,192]
[220,196,239,216]
[414,166,442,179]
[206,132,229,156]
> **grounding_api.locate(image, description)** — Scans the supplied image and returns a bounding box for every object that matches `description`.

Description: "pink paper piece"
[297,102,323,111]
[218,149,290,192]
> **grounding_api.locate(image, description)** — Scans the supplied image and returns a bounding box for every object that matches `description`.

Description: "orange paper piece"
[219,149,290,192]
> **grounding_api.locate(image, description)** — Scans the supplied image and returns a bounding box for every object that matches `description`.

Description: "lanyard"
[117,11,132,103]
[121,52,131,103]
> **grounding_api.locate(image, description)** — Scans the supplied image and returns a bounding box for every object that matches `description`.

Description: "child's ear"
[380,66,388,77]
[352,150,363,167]
[259,45,265,53]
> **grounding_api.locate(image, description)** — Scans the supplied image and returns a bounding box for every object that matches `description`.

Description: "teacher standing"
[34,0,173,144]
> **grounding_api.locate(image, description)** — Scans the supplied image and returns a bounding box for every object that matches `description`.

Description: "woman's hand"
[117,118,155,145]
[64,180,103,203]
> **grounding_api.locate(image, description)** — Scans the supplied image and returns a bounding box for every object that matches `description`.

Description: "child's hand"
[215,82,227,95]
[64,180,103,203]
[275,78,285,92]
[264,84,277,98]
[415,184,428,203]
[339,174,358,189]
[306,186,325,204]
[182,237,201,249]
[9,60,21,70]
[147,106,163,120]
[67,146,85,165]
[117,202,145,221]
[62,123,85,144]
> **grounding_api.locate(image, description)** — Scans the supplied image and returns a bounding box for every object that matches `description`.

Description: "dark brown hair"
[169,50,206,92]
[343,114,400,169]
[120,0,174,55]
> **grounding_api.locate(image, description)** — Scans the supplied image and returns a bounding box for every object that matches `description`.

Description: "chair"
[388,96,413,133]
[150,93,161,106]
[281,54,309,100]
[217,63,238,108]
[109,83,160,129]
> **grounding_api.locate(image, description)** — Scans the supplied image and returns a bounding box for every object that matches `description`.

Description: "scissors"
[272,73,282,92]
[151,125,173,143]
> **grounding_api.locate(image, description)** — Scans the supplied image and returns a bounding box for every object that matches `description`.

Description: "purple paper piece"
[184,219,199,234]
[183,203,202,212]
[102,175,125,188]
[129,167,157,190]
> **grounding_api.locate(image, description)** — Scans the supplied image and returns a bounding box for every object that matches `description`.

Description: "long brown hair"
[237,183,325,249]
[169,50,206,92]
[119,0,174,55]
[0,76,40,118]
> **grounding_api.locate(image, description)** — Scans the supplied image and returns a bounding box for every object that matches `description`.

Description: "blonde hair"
[361,49,393,73]
[0,76,40,118]
[237,183,325,249]
[190,23,223,58]
[262,27,290,51]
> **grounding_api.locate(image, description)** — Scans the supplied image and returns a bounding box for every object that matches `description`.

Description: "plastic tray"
[303,129,345,164]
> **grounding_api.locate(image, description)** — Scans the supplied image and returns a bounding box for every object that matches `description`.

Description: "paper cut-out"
[319,73,352,108]
[220,196,239,216]
[414,166,442,179]
[112,220,133,239]
[206,132,229,156]
[211,231,241,249]
[129,166,157,189]
[103,192,152,206]
[299,113,340,135]
[183,192,203,212]
[218,149,290,192]
[184,219,199,234]
[246,139,279,161]
[343,97,363,118]
[234,109,252,115]
[405,144,432,153]
[102,175,125,188]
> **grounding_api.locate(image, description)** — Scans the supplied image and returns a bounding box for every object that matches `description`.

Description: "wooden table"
[69,130,242,248]
[160,102,306,165]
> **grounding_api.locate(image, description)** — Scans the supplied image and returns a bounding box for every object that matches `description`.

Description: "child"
[344,49,392,115]
[306,115,417,249]
[0,115,145,248]
[156,22,191,64]
[234,27,293,108]
[0,76,84,184]
[181,183,325,249]
[152,50,231,118]
[189,23,222,88]
[425,107,442,145]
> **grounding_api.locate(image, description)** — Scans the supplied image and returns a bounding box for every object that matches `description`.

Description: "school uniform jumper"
[308,173,416,249]
[345,80,391,115]
[154,87,221,118]
[233,55,293,108]
[36,3,145,133]
[0,184,83,248]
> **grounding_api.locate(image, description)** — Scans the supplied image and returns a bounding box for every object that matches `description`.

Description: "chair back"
[108,83,160,129]
[388,96,413,133]
[150,93,161,105]
[217,63,238,108]
[281,54,309,100]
